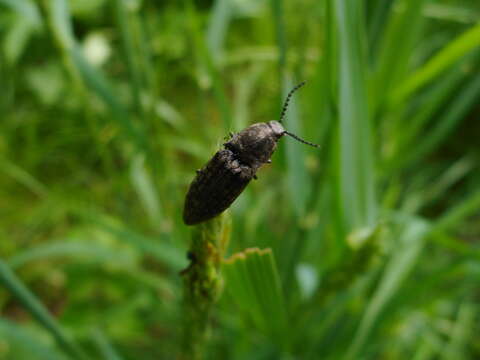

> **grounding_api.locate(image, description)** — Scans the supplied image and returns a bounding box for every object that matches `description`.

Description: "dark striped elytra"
[183,82,319,225]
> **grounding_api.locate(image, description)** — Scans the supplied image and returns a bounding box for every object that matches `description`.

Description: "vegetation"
[1,0,480,359]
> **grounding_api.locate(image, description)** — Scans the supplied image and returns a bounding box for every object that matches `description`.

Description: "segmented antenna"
[278,81,320,148]
[283,131,320,148]
[279,81,306,123]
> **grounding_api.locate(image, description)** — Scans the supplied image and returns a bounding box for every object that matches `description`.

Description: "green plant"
[1,0,480,359]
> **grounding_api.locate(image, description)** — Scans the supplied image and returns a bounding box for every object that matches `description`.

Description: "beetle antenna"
[283,131,320,148]
[279,81,306,123]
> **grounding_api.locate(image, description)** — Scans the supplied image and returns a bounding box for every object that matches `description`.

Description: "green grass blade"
[0,318,68,360]
[441,302,476,360]
[130,154,164,230]
[433,189,480,234]
[90,217,186,270]
[0,158,48,197]
[231,64,264,132]
[346,220,429,359]
[206,0,232,63]
[114,0,143,115]
[6,239,174,293]
[416,156,474,212]
[406,72,480,166]
[311,0,336,145]
[91,328,124,360]
[4,13,36,65]
[224,248,288,346]
[270,0,287,81]
[45,0,145,151]
[387,68,465,171]
[372,0,427,113]
[391,22,480,105]
[69,46,145,149]
[335,0,376,231]
[0,259,89,360]
[0,0,41,25]
[7,241,134,270]
[185,0,232,131]
[367,0,394,56]
[424,3,479,24]
[412,337,437,360]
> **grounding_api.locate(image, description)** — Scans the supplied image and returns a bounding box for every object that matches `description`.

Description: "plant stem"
[180,213,231,360]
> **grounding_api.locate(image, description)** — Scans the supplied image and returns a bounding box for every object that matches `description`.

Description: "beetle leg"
[253,174,258,180]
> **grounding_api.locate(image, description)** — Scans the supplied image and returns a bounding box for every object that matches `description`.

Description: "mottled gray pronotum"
[183,81,319,225]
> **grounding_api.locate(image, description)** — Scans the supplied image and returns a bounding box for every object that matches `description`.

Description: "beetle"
[183,81,318,225]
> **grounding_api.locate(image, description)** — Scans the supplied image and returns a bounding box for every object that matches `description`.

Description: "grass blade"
[185,0,232,131]
[130,154,164,230]
[441,302,476,360]
[0,0,41,25]
[346,220,429,359]
[391,22,480,105]
[91,328,124,360]
[224,248,288,346]
[407,72,480,166]
[206,0,232,63]
[7,241,134,270]
[0,318,68,360]
[90,217,186,270]
[0,259,89,360]
[44,0,146,151]
[0,158,48,197]
[69,46,145,150]
[433,189,480,234]
[335,0,376,231]
[372,0,427,113]
[270,0,287,82]
[367,0,394,56]
[114,0,143,115]
[387,68,466,171]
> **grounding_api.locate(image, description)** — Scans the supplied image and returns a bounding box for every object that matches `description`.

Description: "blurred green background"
[1,0,480,359]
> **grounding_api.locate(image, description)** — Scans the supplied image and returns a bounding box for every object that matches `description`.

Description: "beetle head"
[224,81,319,168]
[267,120,285,138]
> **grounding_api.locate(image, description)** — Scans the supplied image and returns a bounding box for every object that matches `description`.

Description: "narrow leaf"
[224,248,287,344]
[392,22,480,105]
[0,259,89,360]
[346,220,429,359]
[335,0,376,231]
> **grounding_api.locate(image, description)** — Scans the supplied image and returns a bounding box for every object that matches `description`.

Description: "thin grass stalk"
[40,0,147,152]
[114,0,143,117]
[185,0,232,132]
[180,213,231,359]
[91,328,124,360]
[335,0,376,232]
[270,0,287,85]
[0,259,89,360]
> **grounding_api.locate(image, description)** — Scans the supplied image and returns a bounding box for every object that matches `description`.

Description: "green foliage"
[1,0,480,359]
[224,248,287,345]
